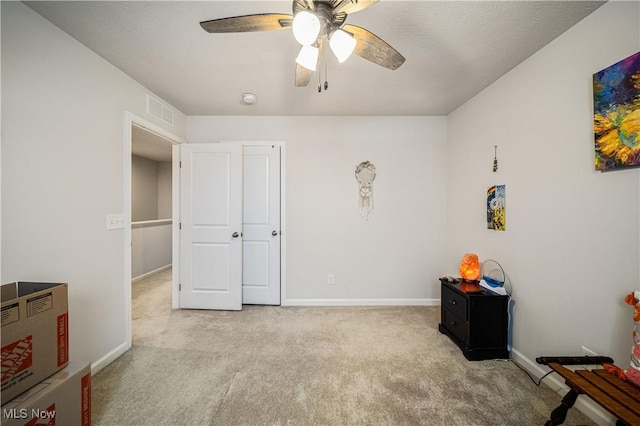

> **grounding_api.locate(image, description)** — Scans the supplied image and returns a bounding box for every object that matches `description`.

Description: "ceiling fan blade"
[333,0,379,15]
[295,64,313,87]
[343,24,405,70]
[200,14,293,33]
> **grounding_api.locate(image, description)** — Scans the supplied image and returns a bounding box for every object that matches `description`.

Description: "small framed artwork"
[487,185,505,231]
[593,51,640,171]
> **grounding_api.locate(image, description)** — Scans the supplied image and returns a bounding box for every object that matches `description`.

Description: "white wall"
[188,116,448,303]
[446,1,640,369]
[132,155,159,222]
[1,2,187,365]
[158,162,172,219]
[131,156,172,221]
[131,223,172,279]
[131,155,172,278]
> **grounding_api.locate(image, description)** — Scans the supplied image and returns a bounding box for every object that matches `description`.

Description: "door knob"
[272,230,279,237]
[232,232,239,238]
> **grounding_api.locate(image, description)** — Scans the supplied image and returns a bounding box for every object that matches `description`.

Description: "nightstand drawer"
[442,284,467,320]
[442,309,468,343]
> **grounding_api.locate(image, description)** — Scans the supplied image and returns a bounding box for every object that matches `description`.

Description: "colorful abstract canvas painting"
[593,51,640,171]
[487,185,505,231]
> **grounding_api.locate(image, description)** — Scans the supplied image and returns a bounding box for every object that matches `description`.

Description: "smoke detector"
[241,93,257,105]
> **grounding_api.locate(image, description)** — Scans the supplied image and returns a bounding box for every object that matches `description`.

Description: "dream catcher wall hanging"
[355,161,376,220]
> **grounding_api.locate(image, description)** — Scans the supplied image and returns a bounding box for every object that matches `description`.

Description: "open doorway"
[131,125,174,344]
[131,125,173,281]
[124,113,184,350]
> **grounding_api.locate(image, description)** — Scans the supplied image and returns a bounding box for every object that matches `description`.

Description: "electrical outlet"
[327,274,335,285]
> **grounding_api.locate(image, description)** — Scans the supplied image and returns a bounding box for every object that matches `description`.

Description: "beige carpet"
[91,269,595,425]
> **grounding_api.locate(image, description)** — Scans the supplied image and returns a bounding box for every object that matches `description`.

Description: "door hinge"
[179,222,182,230]
[179,161,182,168]
[179,284,182,291]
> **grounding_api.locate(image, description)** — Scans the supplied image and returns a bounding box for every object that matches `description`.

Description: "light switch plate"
[106,214,125,230]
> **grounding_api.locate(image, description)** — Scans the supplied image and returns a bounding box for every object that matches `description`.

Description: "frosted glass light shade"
[329,29,357,63]
[292,11,320,46]
[295,45,319,71]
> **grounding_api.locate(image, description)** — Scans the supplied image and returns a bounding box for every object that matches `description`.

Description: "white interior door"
[242,145,281,305]
[179,143,243,310]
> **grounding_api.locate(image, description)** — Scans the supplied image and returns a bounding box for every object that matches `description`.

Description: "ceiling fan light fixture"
[295,45,319,71]
[292,11,321,45]
[329,29,357,63]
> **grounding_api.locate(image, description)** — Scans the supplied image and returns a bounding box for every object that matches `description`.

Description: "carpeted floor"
[91,269,596,425]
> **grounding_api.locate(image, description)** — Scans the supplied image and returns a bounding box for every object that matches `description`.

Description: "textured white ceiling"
[25,0,605,116]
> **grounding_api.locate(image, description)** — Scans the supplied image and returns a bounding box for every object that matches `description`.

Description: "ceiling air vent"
[146,94,175,127]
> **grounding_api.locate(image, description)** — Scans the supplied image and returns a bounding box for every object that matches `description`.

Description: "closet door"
[242,145,281,305]
[178,143,242,310]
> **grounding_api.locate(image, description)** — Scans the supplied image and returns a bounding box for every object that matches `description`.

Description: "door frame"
[173,141,286,308]
[124,112,185,349]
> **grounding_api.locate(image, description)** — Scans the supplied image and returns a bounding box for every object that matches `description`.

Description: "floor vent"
[146,94,175,127]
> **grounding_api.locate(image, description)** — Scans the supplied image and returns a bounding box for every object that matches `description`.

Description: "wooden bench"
[544,362,640,426]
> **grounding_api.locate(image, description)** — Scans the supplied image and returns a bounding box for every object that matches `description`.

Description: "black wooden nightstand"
[438,278,509,361]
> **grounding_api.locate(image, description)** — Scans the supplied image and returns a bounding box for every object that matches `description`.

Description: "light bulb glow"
[292,11,320,46]
[295,45,319,71]
[329,29,357,63]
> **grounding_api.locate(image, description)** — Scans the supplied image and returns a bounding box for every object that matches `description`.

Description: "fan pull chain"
[318,43,323,92]
[317,43,328,93]
[324,57,328,91]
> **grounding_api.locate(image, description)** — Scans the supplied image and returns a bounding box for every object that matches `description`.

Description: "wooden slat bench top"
[548,362,640,425]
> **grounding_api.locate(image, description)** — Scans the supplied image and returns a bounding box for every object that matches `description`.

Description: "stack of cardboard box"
[1,282,91,425]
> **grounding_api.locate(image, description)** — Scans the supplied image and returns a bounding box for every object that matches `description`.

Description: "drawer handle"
[450,321,457,326]
[449,299,456,305]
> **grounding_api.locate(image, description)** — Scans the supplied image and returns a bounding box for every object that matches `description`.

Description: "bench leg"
[545,389,579,426]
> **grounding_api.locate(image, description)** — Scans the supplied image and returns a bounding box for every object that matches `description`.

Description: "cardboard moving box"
[1,282,69,404]
[1,361,91,426]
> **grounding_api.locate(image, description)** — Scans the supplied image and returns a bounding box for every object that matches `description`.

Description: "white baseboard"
[283,298,440,306]
[91,341,130,375]
[132,264,171,283]
[510,348,616,426]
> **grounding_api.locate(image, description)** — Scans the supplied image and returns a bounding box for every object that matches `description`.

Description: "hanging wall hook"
[493,145,498,172]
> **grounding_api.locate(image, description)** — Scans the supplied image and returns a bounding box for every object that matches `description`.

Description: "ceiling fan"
[200,0,405,88]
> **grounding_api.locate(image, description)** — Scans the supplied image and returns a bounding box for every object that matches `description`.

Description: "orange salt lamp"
[460,253,481,282]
